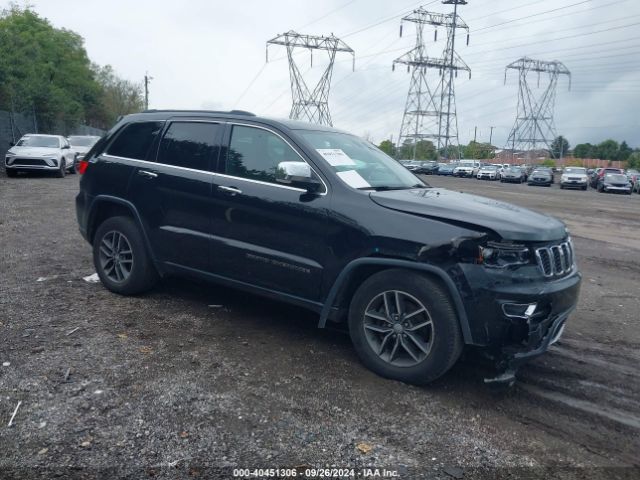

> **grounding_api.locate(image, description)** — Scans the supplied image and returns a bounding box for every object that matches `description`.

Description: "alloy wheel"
[363,290,434,367]
[98,230,134,283]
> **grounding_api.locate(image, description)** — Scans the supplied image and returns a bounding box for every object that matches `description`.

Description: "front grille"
[535,241,573,277]
[12,158,47,166]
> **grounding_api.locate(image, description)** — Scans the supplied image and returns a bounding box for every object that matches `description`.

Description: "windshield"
[506,167,521,173]
[68,136,99,147]
[605,174,627,182]
[482,166,497,171]
[16,136,59,148]
[532,170,549,175]
[299,131,426,190]
[564,167,586,174]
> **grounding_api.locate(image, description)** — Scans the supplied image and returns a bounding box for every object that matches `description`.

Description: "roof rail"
[141,109,256,116]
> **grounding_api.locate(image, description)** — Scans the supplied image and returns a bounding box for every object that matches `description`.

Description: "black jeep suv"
[76,110,581,385]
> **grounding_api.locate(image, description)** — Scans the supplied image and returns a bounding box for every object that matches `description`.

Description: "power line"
[296,0,359,30]
[468,20,640,51]
[472,0,590,33]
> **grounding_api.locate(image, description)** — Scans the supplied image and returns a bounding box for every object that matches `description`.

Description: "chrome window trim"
[225,121,329,196]
[100,154,313,193]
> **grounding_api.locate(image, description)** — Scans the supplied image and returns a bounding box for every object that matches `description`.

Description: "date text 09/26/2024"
[233,467,401,478]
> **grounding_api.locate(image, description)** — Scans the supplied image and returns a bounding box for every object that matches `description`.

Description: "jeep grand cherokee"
[76,110,581,385]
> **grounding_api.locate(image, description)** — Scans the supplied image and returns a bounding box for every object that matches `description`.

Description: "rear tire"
[348,269,463,385]
[93,216,159,295]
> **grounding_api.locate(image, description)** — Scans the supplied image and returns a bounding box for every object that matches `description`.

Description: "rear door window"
[106,121,164,160]
[157,122,221,171]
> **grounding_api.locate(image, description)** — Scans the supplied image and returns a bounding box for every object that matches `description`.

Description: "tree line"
[0,5,144,133]
[377,136,639,168]
[378,139,495,161]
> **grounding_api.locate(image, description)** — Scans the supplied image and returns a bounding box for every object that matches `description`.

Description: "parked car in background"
[590,167,624,188]
[476,165,499,180]
[625,169,639,187]
[453,160,479,178]
[634,177,640,194]
[68,135,101,173]
[501,166,526,183]
[560,167,588,190]
[419,160,439,175]
[597,173,632,194]
[4,134,76,178]
[539,167,555,183]
[437,163,456,176]
[75,109,580,386]
[400,160,422,173]
[528,168,553,187]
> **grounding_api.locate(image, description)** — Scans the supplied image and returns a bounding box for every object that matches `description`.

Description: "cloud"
[30,0,640,147]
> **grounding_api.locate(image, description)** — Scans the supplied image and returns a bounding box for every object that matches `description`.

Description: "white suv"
[5,134,77,178]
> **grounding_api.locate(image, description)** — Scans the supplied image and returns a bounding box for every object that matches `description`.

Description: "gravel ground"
[1,172,639,479]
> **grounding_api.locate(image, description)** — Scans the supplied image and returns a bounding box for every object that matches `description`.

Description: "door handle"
[138,170,158,179]
[218,185,242,195]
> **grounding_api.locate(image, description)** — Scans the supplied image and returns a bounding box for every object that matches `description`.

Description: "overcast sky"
[23,0,640,148]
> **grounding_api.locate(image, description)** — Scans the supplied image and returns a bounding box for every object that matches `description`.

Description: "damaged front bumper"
[455,263,581,385]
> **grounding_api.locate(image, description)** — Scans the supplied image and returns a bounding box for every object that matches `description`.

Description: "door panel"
[128,121,222,272]
[209,124,329,301]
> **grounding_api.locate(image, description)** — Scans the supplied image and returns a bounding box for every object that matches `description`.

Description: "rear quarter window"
[106,121,164,160]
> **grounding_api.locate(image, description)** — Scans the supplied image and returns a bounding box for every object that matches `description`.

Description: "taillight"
[77,160,89,174]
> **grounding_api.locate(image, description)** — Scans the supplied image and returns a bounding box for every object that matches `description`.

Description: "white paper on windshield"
[336,169,371,189]
[316,148,356,166]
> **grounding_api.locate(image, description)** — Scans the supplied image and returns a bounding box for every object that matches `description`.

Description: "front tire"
[348,269,463,385]
[55,159,66,178]
[93,216,158,295]
[5,169,17,178]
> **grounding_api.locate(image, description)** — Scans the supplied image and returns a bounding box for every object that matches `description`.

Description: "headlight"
[478,242,531,268]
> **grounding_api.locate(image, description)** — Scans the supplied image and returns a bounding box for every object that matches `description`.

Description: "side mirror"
[62,144,71,149]
[276,161,322,193]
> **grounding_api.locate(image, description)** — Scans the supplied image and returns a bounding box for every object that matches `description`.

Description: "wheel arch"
[86,196,159,270]
[319,258,473,345]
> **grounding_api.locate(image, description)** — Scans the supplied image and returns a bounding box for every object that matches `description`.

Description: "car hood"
[369,188,566,242]
[8,146,59,157]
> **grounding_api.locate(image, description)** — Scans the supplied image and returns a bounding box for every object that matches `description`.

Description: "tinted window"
[107,121,164,160]
[158,122,220,171]
[227,125,300,183]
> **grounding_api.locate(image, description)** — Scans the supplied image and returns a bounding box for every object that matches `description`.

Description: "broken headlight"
[478,241,530,268]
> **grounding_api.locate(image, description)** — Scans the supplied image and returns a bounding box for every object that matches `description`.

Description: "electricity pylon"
[266,31,354,126]
[394,1,470,160]
[504,57,571,159]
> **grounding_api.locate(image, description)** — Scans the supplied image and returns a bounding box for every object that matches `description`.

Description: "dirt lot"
[1,172,639,479]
